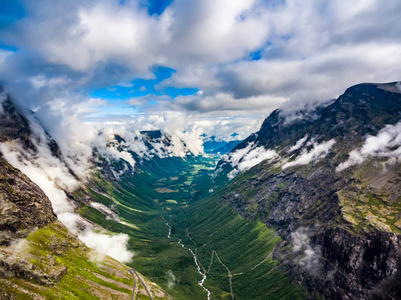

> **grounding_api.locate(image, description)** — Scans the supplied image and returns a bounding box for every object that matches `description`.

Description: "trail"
[251,252,273,271]
[211,250,234,300]
[129,268,154,300]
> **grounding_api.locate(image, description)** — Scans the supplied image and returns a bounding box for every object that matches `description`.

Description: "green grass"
[0,221,135,299]
[168,192,304,300]
[338,161,401,234]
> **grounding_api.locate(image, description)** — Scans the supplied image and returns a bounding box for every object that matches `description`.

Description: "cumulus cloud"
[1,0,269,74]
[283,139,336,169]
[337,121,401,171]
[0,0,400,143]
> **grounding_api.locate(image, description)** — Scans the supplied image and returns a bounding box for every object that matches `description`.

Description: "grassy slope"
[338,161,401,234]
[0,221,167,299]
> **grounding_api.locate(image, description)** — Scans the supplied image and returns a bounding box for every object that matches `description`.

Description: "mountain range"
[0,82,401,299]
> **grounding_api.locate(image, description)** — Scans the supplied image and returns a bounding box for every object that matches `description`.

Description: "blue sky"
[89,66,199,118]
[0,1,24,24]
[0,0,400,140]
[90,66,198,100]
[0,0,24,51]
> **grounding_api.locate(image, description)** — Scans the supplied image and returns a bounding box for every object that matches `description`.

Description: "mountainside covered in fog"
[0,96,172,299]
[1,82,401,299]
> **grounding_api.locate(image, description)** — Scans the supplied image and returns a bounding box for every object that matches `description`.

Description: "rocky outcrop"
[0,97,34,148]
[220,82,401,299]
[312,229,399,299]
[0,250,68,286]
[0,156,56,245]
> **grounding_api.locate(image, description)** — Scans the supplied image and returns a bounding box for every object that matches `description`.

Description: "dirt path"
[211,250,234,300]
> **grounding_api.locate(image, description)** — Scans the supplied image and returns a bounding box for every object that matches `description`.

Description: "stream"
[166,221,211,300]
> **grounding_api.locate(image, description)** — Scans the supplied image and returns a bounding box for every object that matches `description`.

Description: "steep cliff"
[0,156,56,245]
[219,82,401,299]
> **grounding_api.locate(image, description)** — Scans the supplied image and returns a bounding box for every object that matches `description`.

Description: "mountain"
[215,82,401,299]
[1,82,401,299]
[0,93,301,299]
[0,150,167,299]
[0,96,170,299]
[203,136,243,155]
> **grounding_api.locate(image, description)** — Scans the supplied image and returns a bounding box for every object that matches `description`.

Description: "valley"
[79,154,302,299]
[1,1,401,299]
[1,82,401,299]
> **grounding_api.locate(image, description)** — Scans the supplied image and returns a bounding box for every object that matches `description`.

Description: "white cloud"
[29,74,70,89]
[0,49,13,67]
[1,0,401,158]
[117,82,134,88]
[291,227,321,274]
[78,230,133,263]
[7,0,268,74]
[238,146,277,171]
[223,142,277,178]
[283,139,336,169]
[165,270,177,289]
[288,135,308,153]
[337,121,401,171]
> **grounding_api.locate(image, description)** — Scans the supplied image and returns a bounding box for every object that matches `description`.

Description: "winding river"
[166,221,211,300]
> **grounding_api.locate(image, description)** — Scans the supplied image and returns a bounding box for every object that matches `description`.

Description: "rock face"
[0,156,57,245]
[219,82,401,299]
[0,96,57,246]
[0,155,71,291]
[0,96,34,148]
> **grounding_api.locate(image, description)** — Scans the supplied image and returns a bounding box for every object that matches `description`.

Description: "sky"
[1,0,401,141]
